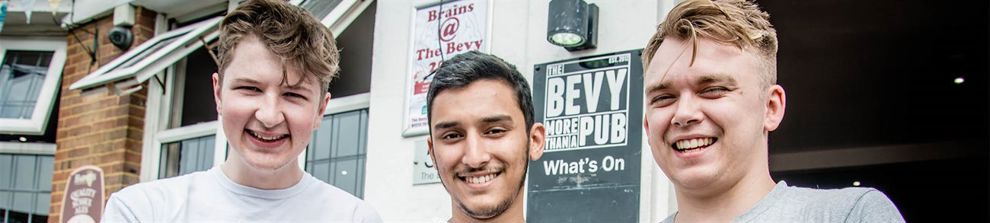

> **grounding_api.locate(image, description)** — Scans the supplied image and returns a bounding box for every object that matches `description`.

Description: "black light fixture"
[547,0,598,51]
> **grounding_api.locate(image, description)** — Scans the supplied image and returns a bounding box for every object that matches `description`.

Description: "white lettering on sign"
[546,69,628,117]
[70,188,97,214]
[542,156,627,176]
[543,61,630,152]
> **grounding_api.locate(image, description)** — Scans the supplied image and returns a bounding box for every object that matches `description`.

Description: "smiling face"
[213,34,330,173]
[428,79,544,220]
[643,37,785,194]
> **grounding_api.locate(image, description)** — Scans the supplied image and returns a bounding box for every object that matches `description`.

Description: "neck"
[673,168,776,222]
[220,156,303,190]
[449,188,526,223]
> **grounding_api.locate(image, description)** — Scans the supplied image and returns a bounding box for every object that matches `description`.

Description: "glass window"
[68,17,221,92]
[0,51,53,119]
[0,154,54,223]
[0,38,66,135]
[159,135,216,179]
[306,109,368,198]
[300,0,344,20]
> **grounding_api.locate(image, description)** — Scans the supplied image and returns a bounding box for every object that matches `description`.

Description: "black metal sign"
[527,49,644,223]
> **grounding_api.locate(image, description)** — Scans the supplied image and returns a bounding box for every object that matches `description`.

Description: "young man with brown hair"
[426,51,546,223]
[102,0,381,222]
[642,0,904,222]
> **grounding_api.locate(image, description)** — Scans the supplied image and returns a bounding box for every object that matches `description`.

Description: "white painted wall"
[364,0,677,222]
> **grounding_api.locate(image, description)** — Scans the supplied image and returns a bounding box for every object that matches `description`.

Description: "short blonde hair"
[643,0,778,87]
[217,0,339,94]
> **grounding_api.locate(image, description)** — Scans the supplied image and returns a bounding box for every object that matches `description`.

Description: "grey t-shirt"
[662,181,904,223]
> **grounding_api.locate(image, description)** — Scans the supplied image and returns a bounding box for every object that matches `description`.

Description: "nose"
[255,94,286,128]
[670,95,703,128]
[461,133,491,168]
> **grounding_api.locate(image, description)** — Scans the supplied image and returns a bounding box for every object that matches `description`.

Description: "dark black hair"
[426,51,535,133]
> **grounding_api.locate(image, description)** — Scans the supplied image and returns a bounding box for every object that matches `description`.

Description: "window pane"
[312,116,334,160]
[118,36,180,69]
[33,214,49,223]
[13,156,36,190]
[333,112,361,158]
[7,209,29,223]
[36,156,53,191]
[0,50,54,119]
[333,159,358,196]
[11,192,33,214]
[160,135,215,178]
[176,48,219,127]
[300,0,344,20]
[34,192,48,215]
[0,154,12,190]
[312,162,331,184]
[0,191,9,210]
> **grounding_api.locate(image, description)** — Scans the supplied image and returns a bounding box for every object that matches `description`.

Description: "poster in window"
[402,0,491,137]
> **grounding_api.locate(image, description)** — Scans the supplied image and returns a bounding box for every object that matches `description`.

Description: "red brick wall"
[49,7,157,223]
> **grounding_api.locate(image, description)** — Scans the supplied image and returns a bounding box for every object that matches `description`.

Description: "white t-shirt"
[102,167,382,223]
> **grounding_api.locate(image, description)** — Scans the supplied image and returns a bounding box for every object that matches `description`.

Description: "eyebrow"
[229,78,263,86]
[697,73,737,86]
[432,115,513,130]
[230,77,317,92]
[646,73,737,94]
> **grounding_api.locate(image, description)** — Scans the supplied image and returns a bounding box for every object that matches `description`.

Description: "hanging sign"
[60,165,105,223]
[527,50,644,223]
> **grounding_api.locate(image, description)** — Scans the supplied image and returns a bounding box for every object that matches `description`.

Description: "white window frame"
[0,38,67,135]
[0,142,56,156]
[321,0,375,36]
[68,16,222,93]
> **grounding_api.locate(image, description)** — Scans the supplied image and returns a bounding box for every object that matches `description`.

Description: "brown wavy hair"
[643,0,778,87]
[217,0,339,95]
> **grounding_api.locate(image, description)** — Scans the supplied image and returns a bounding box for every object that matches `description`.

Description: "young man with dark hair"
[426,51,546,223]
[642,0,904,222]
[102,0,381,222]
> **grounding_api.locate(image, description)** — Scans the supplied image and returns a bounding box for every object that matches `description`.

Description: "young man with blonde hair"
[102,0,381,222]
[642,0,904,222]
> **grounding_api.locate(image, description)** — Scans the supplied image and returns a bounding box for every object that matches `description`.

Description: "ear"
[212,73,223,113]
[528,123,546,160]
[643,113,651,138]
[313,92,332,130]
[427,137,437,169]
[764,85,786,132]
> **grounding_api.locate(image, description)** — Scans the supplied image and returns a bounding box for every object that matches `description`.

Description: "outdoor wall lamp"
[547,0,598,51]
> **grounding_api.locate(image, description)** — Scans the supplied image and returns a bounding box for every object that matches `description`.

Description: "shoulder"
[303,177,383,222]
[111,171,209,201]
[785,186,904,222]
[103,171,211,222]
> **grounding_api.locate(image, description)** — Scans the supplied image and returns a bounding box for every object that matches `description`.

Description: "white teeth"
[465,173,497,184]
[250,131,285,141]
[675,137,714,150]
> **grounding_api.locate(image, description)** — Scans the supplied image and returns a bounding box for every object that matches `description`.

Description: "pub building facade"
[0,0,985,222]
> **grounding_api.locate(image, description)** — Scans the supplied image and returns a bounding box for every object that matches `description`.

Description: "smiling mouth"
[459,172,501,185]
[672,137,717,152]
[246,129,288,142]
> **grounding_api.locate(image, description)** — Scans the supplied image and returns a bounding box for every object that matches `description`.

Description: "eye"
[699,86,730,98]
[284,92,308,100]
[441,132,464,141]
[484,128,507,136]
[649,94,676,107]
[234,86,262,93]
